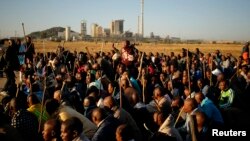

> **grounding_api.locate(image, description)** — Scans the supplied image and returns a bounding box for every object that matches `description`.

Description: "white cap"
[112,53,120,60]
[212,68,222,76]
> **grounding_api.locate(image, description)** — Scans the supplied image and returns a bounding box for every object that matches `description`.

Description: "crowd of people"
[0,37,249,141]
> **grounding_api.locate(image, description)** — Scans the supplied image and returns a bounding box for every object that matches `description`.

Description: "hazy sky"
[0,0,250,41]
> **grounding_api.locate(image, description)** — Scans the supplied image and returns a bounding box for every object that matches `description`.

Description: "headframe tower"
[141,0,144,37]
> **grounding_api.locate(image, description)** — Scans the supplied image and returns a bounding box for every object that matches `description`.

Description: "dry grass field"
[34,41,243,58]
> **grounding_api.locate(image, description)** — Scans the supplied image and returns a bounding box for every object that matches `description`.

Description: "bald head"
[103,96,116,110]
[194,92,205,104]
[92,108,108,126]
[54,90,62,102]
[183,98,198,114]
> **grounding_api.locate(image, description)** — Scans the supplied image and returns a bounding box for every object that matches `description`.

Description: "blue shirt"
[130,77,141,95]
[18,44,26,65]
[200,97,224,124]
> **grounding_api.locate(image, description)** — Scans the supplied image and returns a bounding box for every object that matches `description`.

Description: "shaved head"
[183,98,198,113]
[194,92,204,104]
[54,90,62,102]
[92,108,108,126]
[103,96,116,110]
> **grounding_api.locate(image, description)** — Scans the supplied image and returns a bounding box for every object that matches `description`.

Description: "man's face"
[83,98,90,107]
[120,79,127,90]
[160,73,165,82]
[197,80,203,89]
[61,124,74,141]
[26,37,29,42]
[153,88,161,100]
[219,81,226,91]
[42,124,53,141]
[183,101,192,113]
[86,73,92,83]
[108,83,114,94]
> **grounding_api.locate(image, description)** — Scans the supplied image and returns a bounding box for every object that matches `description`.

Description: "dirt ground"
[34,41,243,58]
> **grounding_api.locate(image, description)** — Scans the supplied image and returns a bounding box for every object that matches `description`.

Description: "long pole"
[137,52,144,80]
[15,83,19,98]
[236,60,239,77]
[142,77,145,103]
[43,40,45,60]
[174,107,184,127]
[119,77,122,109]
[189,115,198,141]
[85,46,93,65]
[38,83,46,133]
[153,98,161,112]
[209,56,213,86]
[28,75,32,94]
[72,58,77,75]
[186,49,191,96]
[61,81,66,92]
[112,87,116,97]
[22,23,27,46]
[203,60,206,79]
[100,42,104,57]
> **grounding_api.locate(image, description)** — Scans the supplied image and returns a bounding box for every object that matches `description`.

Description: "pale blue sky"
[0,0,250,41]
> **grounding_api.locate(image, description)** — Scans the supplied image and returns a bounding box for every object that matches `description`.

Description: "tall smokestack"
[141,0,144,37]
[138,16,140,36]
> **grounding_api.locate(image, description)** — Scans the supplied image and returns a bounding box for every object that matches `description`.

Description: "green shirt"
[219,88,234,109]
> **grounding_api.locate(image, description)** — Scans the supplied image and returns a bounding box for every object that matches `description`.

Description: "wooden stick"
[61,81,66,92]
[189,115,198,141]
[28,75,32,94]
[72,58,77,75]
[99,71,103,96]
[142,77,145,103]
[119,77,122,109]
[49,62,56,79]
[100,42,104,57]
[22,23,33,53]
[38,84,46,133]
[22,23,27,46]
[15,83,19,98]
[236,60,240,77]
[112,87,116,97]
[174,107,184,127]
[126,76,133,88]
[203,60,206,79]
[153,98,161,112]
[186,49,191,96]
[85,46,94,64]
[43,40,45,58]
[137,52,144,80]
[114,73,117,81]
[209,57,213,86]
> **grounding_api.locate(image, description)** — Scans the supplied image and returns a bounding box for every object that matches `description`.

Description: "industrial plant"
[53,0,146,41]
[30,0,183,43]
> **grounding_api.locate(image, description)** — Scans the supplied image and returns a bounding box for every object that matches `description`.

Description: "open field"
[34,41,243,58]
